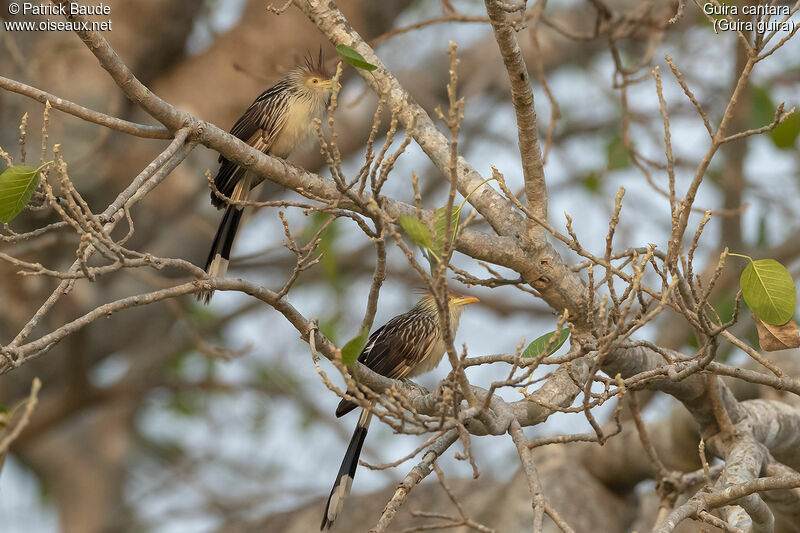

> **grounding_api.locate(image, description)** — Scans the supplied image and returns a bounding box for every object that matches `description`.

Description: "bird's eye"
[312,78,319,84]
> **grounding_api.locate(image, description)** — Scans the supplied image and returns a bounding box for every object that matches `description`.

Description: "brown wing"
[211,80,292,207]
[358,312,439,379]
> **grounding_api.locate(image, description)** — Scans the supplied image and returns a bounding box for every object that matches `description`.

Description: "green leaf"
[707,295,736,324]
[770,112,800,150]
[303,214,345,292]
[335,44,377,72]
[688,333,699,349]
[582,171,602,194]
[750,86,800,149]
[750,85,775,130]
[341,328,369,366]
[169,392,201,417]
[255,365,299,392]
[0,165,43,222]
[319,314,341,346]
[695,8,714,26]
[606,136,631,170]
[740,259,797,325]
[399,179,494,264]
[432,205,460,259]
[756,211,769,248]
[522,329,570,359]
[186,303,217,328]
[306,213,340,287]
[399,215,433,249]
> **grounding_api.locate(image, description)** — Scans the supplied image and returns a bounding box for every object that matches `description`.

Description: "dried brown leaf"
[754,315,800,352]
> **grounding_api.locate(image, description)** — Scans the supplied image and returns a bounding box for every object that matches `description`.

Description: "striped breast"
[269,95,328,158]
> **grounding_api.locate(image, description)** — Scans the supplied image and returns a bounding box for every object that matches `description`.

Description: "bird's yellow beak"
[321,80,340,90]
[455,296,479,306]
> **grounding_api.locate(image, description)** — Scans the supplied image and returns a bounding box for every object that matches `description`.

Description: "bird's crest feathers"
[300,48,332,80]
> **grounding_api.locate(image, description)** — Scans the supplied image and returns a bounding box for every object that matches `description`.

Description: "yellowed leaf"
[754,315,800,352]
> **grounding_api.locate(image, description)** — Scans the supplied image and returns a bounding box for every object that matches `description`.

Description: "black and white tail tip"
[321,409,372,530]
[197,205,243,304]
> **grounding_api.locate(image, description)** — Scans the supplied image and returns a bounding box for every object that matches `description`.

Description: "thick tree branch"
[483,0,548,236]
[294,0,534,244]
[656,474,800,533]
[0,75,171,139]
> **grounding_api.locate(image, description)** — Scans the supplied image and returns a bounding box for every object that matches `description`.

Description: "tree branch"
[483,0,548,237]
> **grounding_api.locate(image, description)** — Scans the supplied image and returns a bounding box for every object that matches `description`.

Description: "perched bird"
[198,51,337,302]
[321,292,479,530]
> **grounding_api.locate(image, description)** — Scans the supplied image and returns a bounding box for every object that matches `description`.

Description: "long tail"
[197,205,244,303]
[198,174,252,303]
[321,409,372,530]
